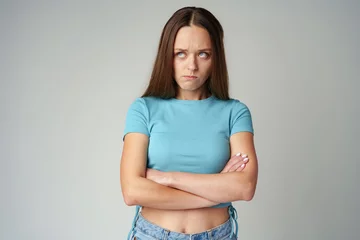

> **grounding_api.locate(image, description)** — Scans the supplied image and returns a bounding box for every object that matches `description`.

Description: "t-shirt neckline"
[170,95,215,104]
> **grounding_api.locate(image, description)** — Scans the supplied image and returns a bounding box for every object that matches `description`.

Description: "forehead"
[174,25,212,49]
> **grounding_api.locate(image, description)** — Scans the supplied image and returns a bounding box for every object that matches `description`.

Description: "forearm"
[169,171,256,203]
[122,176,219,210]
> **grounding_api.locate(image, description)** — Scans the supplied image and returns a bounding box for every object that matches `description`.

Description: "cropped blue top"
[123,95,254,239]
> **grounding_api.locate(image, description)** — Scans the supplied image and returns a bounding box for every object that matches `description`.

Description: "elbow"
[243,186,256,201]
[237,181,257,201]
[123,191,136,206]
[121,181,140,206]
[246,181,257,201]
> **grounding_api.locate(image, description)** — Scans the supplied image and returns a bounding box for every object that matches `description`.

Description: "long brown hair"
[141,6,229,100]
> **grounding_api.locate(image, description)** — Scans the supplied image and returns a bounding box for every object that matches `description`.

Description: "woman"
[120,6,258,240]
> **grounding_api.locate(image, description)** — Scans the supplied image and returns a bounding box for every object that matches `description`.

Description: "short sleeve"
[230,100,254,136]
[123,98,150,140]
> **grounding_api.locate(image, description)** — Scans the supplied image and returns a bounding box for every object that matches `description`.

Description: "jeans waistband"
[127,205,238,240]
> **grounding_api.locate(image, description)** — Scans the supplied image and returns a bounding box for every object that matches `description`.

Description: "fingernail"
[242,154,248,158]
[236,152,241,156]
[241,163,245,168]
[243,158,249,162]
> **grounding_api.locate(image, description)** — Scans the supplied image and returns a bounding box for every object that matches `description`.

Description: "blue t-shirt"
[123,95,254,208]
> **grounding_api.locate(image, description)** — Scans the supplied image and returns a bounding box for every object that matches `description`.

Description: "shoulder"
[127,96,162,110]
[229,98,251,109]
[214,97,251,112]
[228,98,252,117]
[125,98,148,117]
[226,98,254,134]
[126,96,172,118]
[131,96,168,105]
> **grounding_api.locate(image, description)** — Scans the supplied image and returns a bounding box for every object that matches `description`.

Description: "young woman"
[120,6,258,240]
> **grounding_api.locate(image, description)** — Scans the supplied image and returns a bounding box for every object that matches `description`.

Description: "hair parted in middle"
[141,6,229,100]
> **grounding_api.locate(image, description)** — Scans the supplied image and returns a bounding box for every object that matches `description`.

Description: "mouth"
[183,75,198,79]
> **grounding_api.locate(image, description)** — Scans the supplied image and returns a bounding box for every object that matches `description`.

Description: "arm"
[147,132,258,203]
[120,133,220,210]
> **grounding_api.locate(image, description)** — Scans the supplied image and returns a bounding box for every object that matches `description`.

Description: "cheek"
[175,64,189,78]
[173,60,183,74]
[201,62,212,75]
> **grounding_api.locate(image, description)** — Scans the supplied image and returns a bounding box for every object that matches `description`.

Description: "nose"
[187,55,198,71]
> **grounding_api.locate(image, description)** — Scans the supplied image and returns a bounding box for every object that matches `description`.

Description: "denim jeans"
[127,206,239,240]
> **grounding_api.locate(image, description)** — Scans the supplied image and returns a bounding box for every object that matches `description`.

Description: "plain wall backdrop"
[1,0,359,239]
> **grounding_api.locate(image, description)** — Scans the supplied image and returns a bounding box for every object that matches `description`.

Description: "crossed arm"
[120,132,258,210]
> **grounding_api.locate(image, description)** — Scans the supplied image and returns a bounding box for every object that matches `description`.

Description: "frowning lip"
[183,75,198,79]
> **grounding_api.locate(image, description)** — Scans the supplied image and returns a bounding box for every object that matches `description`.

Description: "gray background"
[1,0,359,239]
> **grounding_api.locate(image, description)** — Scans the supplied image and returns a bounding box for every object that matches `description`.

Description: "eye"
[199,52,210,59]
[175,52,186,58]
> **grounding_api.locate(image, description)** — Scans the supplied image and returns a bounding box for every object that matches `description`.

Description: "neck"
[176,90,210,101]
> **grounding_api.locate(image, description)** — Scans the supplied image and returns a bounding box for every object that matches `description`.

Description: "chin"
[179,85,203,92]
[179,82,205,90]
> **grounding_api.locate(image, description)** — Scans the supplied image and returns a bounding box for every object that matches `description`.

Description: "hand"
[221,153,249,173]
[146,168,171,186]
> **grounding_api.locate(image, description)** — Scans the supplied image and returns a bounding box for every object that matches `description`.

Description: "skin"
[120,24,258,234]
[172,25,213,100]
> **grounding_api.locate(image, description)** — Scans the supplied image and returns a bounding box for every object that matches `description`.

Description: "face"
[173,25,212,95]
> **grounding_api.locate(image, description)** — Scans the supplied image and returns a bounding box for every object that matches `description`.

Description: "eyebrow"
[174,48,212,52]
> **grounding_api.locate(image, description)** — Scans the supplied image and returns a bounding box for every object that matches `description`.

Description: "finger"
[221,153,245,173]
[222,158,241,173]
[235,163,247,172]
[221,166,231,173]
[242,156,249,164]
[229,161,246,172]
[225,153,248,171]
[227,159,243,172]
[222,162,235,172]
[235,157,250,172]
[221,160,236,173]
[229,156,249,172]
[233,152,242,158]
[241,154,248,160]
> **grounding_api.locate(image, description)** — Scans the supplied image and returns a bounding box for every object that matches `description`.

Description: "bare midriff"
[140,206,230,234]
